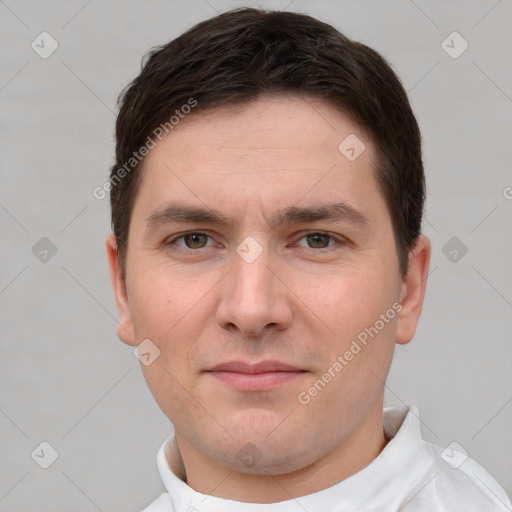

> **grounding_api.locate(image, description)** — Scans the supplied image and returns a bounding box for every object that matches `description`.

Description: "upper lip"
[206,360,305,373]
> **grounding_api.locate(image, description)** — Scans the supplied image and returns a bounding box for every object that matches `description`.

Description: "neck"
[172,402,388,503]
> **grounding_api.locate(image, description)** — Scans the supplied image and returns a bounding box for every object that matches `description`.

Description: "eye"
[295,232,342,249]
[167,232,214,249]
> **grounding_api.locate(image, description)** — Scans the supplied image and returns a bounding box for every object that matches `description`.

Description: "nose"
[215,245,293,337]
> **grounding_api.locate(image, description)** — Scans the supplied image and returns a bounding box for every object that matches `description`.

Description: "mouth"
[204,360,307,391]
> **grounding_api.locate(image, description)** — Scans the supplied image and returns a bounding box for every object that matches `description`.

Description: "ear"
[396,235,431,345]
[106,233,136,346]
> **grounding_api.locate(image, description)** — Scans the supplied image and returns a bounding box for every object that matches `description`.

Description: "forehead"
[132,95,385,225]
[155,95,371,163]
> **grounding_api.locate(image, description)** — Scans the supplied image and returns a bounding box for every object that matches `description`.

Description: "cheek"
[140,362,207,431]
[301,267,391,332]
[132,280,206,425]
[127,274,200,411]
[127,264,205,337]
[300,266,399,383]
[297,272,397,422]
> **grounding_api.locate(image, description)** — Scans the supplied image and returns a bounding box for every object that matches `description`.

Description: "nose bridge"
[232,242,275,308]
[215,237,292,336]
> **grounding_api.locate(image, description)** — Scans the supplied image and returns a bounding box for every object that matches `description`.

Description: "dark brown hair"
[110,7,425,277]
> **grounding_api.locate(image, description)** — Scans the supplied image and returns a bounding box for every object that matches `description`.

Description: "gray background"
[1,0,511,510]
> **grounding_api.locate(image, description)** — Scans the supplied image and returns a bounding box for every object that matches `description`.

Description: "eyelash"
[165,231,346,251]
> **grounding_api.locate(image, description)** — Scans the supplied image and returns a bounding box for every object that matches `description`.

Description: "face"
[107,95,429,478]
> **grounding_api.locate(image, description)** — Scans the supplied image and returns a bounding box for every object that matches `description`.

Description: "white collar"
[156,405,431,512]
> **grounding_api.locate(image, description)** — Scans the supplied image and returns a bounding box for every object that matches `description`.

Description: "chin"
[218,426,322,475]
[230,455,310,476]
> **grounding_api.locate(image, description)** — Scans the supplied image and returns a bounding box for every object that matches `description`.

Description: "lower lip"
[207,371,306,391]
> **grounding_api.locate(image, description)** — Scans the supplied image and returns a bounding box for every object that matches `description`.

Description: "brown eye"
[306,233,332,248]
[183,233,209,248]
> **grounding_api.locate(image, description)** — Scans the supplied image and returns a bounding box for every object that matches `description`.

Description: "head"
[107,7,430,491]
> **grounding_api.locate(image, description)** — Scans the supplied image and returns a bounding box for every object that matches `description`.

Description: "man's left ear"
[396,235,431,345]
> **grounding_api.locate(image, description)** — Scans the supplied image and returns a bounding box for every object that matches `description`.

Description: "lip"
[207,360,304,373]
[205,360,307,391]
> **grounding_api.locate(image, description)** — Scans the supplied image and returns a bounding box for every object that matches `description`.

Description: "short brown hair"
[110,7,425,278]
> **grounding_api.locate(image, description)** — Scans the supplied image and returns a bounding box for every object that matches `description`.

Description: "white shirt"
[141,406,511,511]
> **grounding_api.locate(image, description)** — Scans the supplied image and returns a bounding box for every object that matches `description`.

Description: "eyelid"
[164,230,348,250]
[293,231,347,249]
[165,231,217,249]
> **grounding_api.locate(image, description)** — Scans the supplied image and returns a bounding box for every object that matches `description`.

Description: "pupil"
[309,234,328,248]
[185,233,206,248]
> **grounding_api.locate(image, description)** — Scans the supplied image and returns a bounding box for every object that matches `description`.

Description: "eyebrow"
[144,201,369,232]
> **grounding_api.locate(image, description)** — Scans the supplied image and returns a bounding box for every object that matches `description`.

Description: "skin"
[107,95,430,503]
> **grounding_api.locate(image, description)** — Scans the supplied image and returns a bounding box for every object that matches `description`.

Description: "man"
[106,7,511,511]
